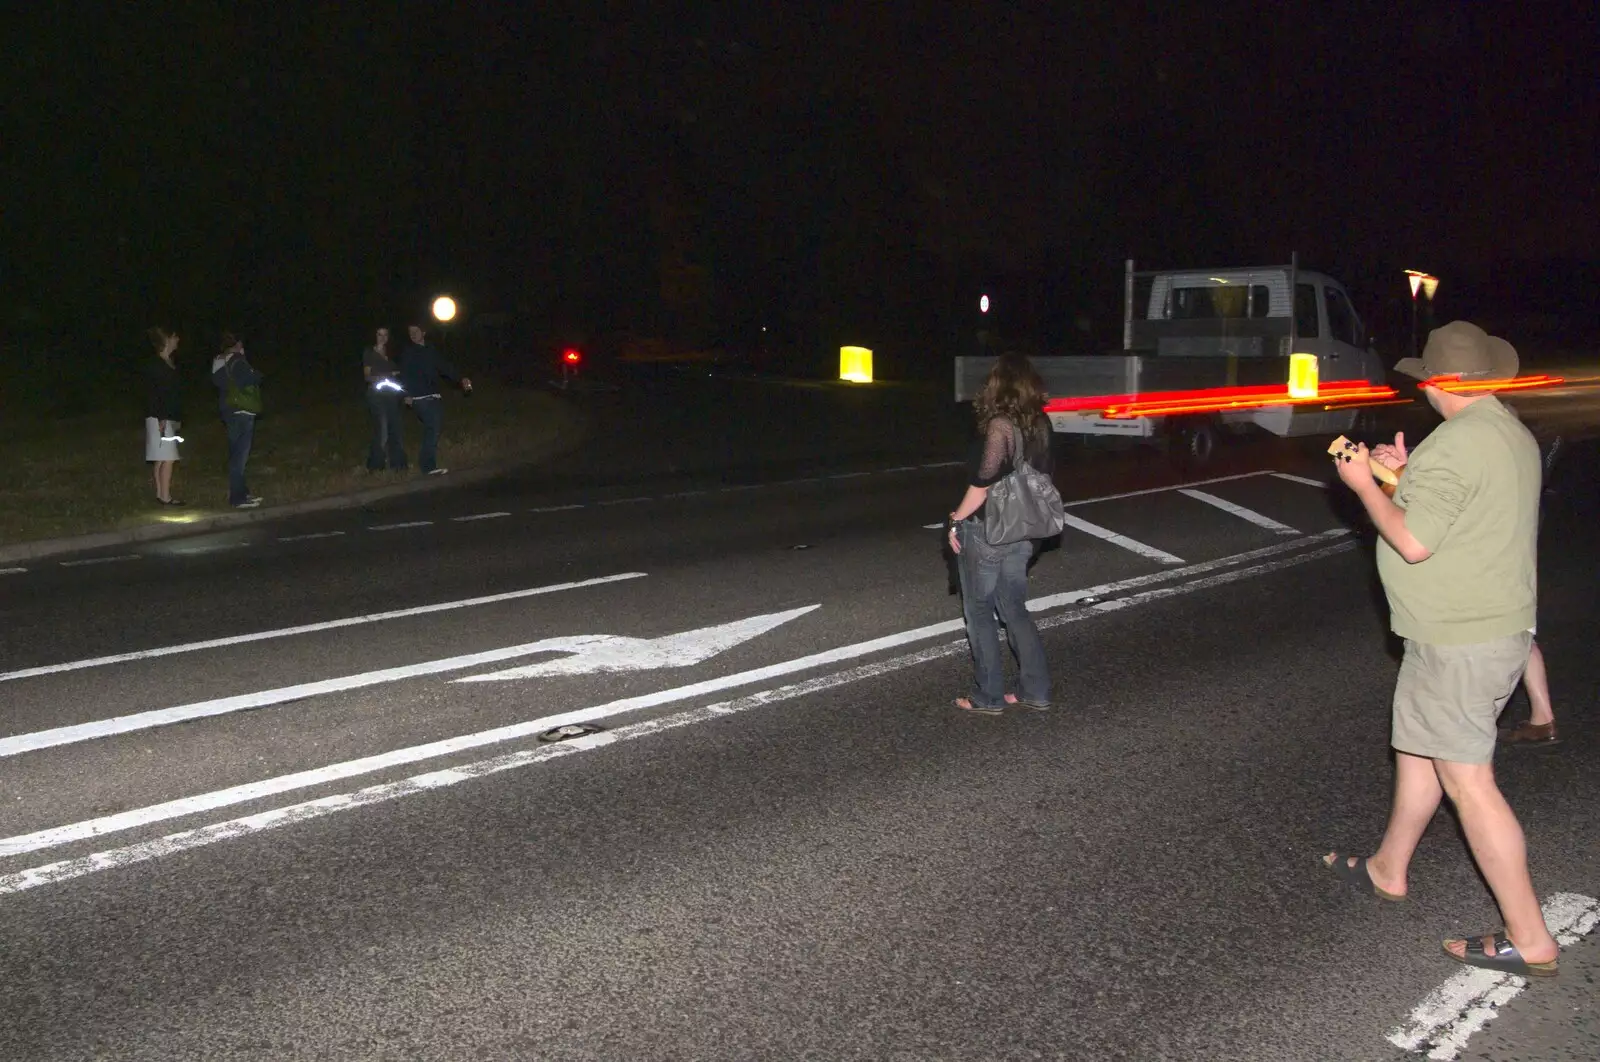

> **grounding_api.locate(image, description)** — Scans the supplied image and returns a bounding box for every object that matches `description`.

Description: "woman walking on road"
[945,352,1056,715]
[362,326,408,472]
[143,327,185,506]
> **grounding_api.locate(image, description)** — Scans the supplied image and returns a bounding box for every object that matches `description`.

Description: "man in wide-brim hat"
[1323,321,1561,978]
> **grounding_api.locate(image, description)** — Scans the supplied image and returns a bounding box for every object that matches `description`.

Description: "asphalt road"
[2,381,1597,1062]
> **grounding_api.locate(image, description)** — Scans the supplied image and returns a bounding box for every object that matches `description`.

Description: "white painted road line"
[0,572,648,685]
[659,490,709,499]
[597,497,651,506]
[0,536,1358,888]
[278,531,346,542]
[0,532,1350,859]
[529,504,585,513]
[0,567,26,575]
[827,472,871,480]
[1062,513,1186,565]
[1387,892,1600,1060]
[1178,489,1301,536]
[1064,469,1276,508]
[369,520,433,531]
[1271,472,1327,488]
[450,512,511,522]
[58,554,140,568]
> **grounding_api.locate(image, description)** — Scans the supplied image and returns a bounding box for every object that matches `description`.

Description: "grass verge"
[0,385,586,545]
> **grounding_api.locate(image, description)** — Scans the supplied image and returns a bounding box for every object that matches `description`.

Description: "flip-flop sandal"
[954,697,1003,716]
[1323,852,1406,902]
[1443,932,1559,978]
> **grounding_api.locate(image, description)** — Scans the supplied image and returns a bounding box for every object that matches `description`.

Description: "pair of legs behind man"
[1326,633,1560,976]
[952,521,1050,714]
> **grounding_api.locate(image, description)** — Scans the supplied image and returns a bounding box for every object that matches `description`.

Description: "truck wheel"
[1171,418,1217,468]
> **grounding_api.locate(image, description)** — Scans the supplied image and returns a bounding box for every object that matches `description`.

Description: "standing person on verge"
[363,326,408,472]
[398,323,471,476]
[1324,321,1559,978]
[945,352,1054,715]
[143,326,185,506]
[211,331,263,509]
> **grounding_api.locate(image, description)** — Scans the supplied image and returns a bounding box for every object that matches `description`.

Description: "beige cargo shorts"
[1392,632,1532,763]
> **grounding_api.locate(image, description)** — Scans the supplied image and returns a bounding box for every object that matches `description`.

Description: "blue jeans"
[224,412,255,505]
[957,520,1051,708]
[366,392,408,470]
[411,397,443,473]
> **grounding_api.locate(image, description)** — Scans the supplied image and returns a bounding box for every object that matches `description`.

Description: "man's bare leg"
[1435,759,1558,964]
[1522,641,1554,727]
[1325,750,1441,898]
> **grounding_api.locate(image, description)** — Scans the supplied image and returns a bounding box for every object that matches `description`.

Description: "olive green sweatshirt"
[1377,395,1540,645]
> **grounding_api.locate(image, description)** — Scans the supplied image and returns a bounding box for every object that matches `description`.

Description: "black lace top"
[965,414,1055,519]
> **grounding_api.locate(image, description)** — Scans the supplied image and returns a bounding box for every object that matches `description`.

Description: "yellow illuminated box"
[839,345,873,383]
[1288,352,1319,398]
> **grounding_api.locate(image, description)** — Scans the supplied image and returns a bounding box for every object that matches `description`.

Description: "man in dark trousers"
[211,331,264,508]
[398,324,472,475]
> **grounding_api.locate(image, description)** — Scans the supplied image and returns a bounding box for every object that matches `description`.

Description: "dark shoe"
[1443,932,1558,978]
[1322,852,1407,902]
[1499,720,1560,746]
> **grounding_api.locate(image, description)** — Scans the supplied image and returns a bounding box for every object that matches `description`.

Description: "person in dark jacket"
[398,323,472,475]
[362,326,408,471]
[143,327,185,506]
[210,331,264,508]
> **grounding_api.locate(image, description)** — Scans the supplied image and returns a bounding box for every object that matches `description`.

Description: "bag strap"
[1010,420,1030,473]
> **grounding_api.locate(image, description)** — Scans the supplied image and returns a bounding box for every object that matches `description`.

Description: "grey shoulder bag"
[983,422,1065,546]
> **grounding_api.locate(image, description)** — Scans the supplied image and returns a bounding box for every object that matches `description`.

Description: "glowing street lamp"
[1403,270,1438,357]
[980,294,990,314]
[432,295,458,323]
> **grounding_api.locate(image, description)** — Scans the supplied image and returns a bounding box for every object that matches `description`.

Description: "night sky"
[3,1,1596,397]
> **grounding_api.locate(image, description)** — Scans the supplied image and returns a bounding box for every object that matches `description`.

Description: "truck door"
[1323,284,1381,383]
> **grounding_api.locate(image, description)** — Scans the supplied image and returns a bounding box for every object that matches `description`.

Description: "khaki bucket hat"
[1394,321,1518,383]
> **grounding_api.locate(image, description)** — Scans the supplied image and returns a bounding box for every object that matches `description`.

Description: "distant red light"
[563,348,581,364]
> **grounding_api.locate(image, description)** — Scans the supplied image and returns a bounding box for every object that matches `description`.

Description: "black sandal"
[1443,932,1558,978]
[1322,852,1406,902]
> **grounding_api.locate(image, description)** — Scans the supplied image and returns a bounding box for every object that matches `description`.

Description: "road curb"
[0,459,531,566]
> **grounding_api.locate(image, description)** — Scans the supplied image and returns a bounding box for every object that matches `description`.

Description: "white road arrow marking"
[455,605,821,682]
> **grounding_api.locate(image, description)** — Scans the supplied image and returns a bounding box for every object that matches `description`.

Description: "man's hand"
[947,522,962,555]
[1333,440,1380,492]
[1372,431,1408,472]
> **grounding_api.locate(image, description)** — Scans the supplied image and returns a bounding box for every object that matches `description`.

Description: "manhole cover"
[537,723,608,743]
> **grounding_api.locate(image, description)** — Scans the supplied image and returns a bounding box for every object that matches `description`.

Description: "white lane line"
[1272,472,1327,488]
[0,531,1350,858]
[659,490,709,499]
[58,554,141,568]
[1178,489,1301,536]
[1387,892,1600,1059]
[827,472,871,480]
[922,522,946,530]
[172,544,247,556]
[369,520,433,531]
[597,497,651,506]
[919,461,964,469]
[0,540,1363,889]
[881,466,918,473]
[1064,469,1276,508]
[716,485,760,493]
[529,504,585,513]
[278,531,346,542]
[450,512,511,522]
[0,567,26,575]
[1062,513,1186,565]
[0,572,648,685]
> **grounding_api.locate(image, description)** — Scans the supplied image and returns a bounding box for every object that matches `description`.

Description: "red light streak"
[1044,381,1399,420]
[1422,374,1564,395]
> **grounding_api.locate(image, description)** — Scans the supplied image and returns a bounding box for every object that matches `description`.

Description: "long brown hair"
[975,352,1049,450]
